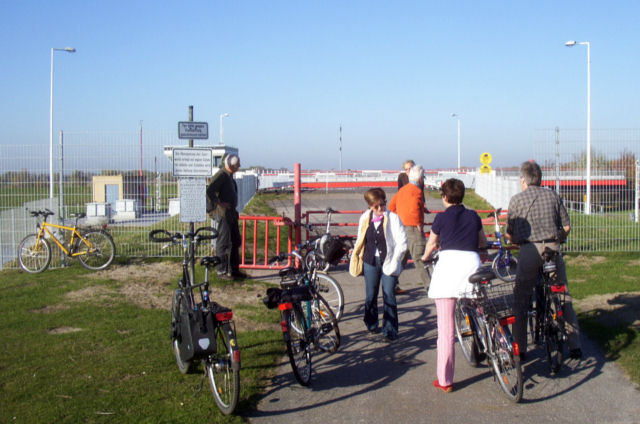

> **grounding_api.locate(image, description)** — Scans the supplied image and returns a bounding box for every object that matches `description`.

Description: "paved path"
[246,190,640,424]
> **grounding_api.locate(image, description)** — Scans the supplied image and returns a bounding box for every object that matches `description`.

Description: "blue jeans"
[363,257,398,339]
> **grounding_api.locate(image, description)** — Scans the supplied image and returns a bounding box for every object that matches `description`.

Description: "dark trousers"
[513,242,581,353]
[215,215,242,275]
[363,257,399,339]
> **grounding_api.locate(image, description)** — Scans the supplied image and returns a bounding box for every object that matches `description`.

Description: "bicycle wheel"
[285,306,312,386]
[545,296,565,374]
[206,322,240,415]
[310,295,341,353]
[171,292,196,374]
[313,272,344,321]
[77,230,116,270]
[18,234,52,273]
[454,299,482,366]
[490,322,523,403]
[492,253,517,282]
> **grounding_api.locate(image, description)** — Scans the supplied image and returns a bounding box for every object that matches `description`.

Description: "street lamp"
[219,113,230,145]
[450,113,461,170]
[50,46,76,199]
[565,40,591,215]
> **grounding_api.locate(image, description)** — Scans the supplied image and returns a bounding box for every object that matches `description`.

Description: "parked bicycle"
[18,209,115,273]
[454,267,523,402]
[149,227,240,415]
[303,207,352,272]
[263,249,341,386]
[288,236,345,321]
[486,208,518,282]
[529,247,568,374]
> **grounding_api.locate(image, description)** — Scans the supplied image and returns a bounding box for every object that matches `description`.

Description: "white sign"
[179,178,207,223]
[172,148,213,177]
[178,121,209,139]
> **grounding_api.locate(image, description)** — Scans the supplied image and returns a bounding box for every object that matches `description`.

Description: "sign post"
[480,152,493,174]
[174,106,211,282]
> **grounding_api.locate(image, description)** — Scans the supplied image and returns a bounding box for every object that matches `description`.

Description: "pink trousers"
[435,298,457,386]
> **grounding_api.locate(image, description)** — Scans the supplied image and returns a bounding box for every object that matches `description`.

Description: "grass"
[0,263,282,423]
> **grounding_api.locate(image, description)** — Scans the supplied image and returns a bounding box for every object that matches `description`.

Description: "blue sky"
[1,1,639,171]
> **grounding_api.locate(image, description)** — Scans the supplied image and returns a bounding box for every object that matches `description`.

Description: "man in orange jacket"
[389,165,431,292]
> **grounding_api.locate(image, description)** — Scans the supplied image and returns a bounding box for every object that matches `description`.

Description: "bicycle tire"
[545,296,565,374]
[310,295,341,353]
[18,234,52,273]
[313,272,344,321]
[171,293,196,374]
[77,230,116,270]
[454,299,483,366]
[285,306,312,386]
[492,253,518,282]
[207,322,240,415]
[490,322,523,403]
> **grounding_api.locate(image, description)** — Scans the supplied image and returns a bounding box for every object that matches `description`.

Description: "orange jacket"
[388,183,424,227]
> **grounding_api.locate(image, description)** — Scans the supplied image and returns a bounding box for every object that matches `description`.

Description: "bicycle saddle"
[200,256,222,268]
[468,268,496,284]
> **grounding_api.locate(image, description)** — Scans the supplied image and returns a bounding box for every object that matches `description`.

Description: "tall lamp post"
[219,113,229,145]
[49,46,76,199]
[565,40,591,215]
[450,113,461,170]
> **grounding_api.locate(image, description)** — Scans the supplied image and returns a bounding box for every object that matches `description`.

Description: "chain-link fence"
[0,130,257,269]
[532,128,640,251]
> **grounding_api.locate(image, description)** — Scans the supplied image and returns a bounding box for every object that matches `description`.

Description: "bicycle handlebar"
[28,208,55,218]
[148,227,219,243]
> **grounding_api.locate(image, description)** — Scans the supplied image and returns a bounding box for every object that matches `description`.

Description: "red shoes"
[433,379,453,393]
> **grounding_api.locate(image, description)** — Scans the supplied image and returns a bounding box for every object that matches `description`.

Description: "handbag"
[349,249,363,277]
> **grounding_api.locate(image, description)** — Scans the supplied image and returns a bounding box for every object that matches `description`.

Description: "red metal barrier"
[239,215,294,269]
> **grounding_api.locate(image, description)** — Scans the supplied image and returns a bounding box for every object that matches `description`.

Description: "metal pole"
[635,160,639,223]
[49,48,55,199]
[294,163,301,248]
[555,126,560,194]
[457,118,461,170]
[59,130,64,220]
[339,125,342,172]
[585,41,591,215]
[188,105,195,284]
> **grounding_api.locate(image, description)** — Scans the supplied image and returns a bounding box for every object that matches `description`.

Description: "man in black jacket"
[206,154,246,280]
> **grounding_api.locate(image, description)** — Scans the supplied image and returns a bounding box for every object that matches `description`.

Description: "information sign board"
[178,121,209,139]
[172,148,213,177]
[179,178,207,223]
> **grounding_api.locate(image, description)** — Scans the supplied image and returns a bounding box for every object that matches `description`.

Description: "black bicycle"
[263,248,341,386]
[303,207,351,272]
[455,268,523,402]
[530,247,568,374]
[149,227,240,415]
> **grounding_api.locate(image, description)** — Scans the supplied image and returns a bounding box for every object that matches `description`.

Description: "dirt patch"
[564,255,607,269]
[627,259,640,266]
[85,262,274,331]
[47,327,83,335]
[31,304,69,314]
[65,285,116,303]
[575,291,640,330]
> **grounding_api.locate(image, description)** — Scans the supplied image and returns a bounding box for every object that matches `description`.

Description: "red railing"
[239,215,294,269]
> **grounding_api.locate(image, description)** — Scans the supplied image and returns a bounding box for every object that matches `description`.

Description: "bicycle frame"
[36,221,90,257]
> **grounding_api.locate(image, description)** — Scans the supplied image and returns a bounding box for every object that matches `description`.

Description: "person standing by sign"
[207,154,246,280]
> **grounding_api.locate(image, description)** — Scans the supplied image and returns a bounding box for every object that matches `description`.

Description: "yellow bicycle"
[18,209,116,273]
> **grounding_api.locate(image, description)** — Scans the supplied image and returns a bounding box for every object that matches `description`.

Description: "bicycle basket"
[318,234,348,265]
[483,280,515,319]
[177,305,217,362]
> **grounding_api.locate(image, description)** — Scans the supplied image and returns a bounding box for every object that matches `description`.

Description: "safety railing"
[239,215,294,269]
